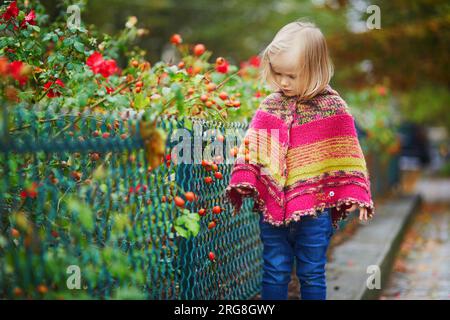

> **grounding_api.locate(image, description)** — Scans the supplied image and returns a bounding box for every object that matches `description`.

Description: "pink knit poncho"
[225,85,375,229]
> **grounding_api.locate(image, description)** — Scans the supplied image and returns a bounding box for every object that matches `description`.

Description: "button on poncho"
[225,85,375,229]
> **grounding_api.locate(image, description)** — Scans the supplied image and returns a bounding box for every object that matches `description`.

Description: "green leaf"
[63,37,74,47]
[18,11,25,20]
[0,38,8,49]
[114,95,129,108]
[174,215,187,226]
[74,42,85,53]
[185,219,200,236]
[77,93,88,107]
[211,72,226,84]
[174,225,189,238]
[24,41,35,51]
[134,93,150,110]
[187,212,200,222]
[174,211,201,238]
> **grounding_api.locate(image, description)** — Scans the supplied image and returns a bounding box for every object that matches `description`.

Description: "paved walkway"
[380,203,450,299]
[380,174,450,300]
[325,194,420,299]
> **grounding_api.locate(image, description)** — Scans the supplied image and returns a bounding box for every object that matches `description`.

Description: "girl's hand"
[345,204,368,221]
[236,187,252,195]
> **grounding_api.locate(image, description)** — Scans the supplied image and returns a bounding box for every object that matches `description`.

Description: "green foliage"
[1,0,269,123]
[399,85,450,130]
[174,209,201,238]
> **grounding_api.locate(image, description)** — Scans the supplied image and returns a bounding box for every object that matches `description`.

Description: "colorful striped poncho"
[225,85,374,229]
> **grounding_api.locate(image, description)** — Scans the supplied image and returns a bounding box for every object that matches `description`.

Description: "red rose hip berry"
[208,251,215,261]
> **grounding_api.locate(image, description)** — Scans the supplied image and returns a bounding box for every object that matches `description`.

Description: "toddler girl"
[226,20,374,300]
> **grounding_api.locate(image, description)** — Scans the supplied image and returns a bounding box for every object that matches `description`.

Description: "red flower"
[86,52,118,78]
[43,79,65,98]
[98,59,118,78]
[215,59,229,74]
[20,10,36,29]
[9,61,28,86]
[248,55,261,67]
[2,1,19,21]
[86,52,104,74]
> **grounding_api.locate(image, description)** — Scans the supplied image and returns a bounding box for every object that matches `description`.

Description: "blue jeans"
[259,208,334,300]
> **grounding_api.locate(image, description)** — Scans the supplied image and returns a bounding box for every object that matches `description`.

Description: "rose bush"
[0,1,268,125]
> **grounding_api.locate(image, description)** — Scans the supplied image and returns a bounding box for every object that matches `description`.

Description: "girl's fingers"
[359,208,368,221]
[341,204,369,221]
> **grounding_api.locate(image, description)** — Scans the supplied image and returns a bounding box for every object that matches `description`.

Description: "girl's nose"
[280,77,289,87]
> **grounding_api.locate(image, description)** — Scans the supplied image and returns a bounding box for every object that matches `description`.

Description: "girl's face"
[269,52,300,97]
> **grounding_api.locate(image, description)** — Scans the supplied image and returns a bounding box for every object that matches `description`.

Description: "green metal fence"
[0,105,262,299]
[0,105,400,299]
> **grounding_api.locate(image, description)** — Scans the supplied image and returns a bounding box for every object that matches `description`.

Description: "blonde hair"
[259,20,334,101]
